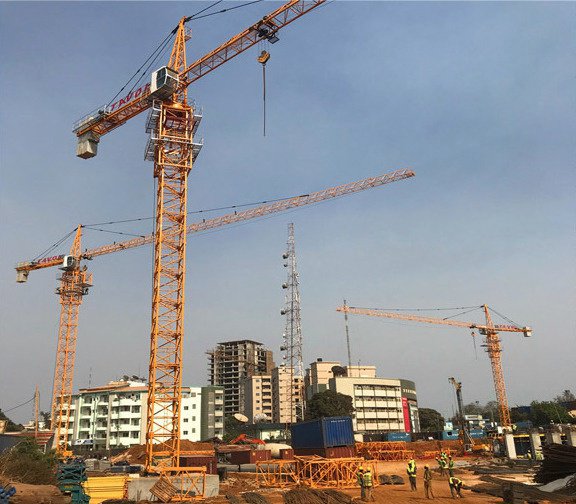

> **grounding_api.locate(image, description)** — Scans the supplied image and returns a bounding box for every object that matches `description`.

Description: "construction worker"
[356,466,365,501]
[363,467,375,502]
[435,455,445,476]
[424,465,434,499]
[447,455,455,477]
[406,457,417,491]
[449,476,464,498]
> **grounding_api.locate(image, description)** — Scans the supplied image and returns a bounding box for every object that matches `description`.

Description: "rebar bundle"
[534,443,576,484]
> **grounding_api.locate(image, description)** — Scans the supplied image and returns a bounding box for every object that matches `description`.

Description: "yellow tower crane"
[17,169,414,459]
[336,304,531,429]
[73,3,330,490]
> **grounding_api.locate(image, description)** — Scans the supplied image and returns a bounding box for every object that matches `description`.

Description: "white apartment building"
[241,375,273,422]
[64,379,223,450]
[304,359,340,400]
[272,365,303,423]
[329,376,420,434]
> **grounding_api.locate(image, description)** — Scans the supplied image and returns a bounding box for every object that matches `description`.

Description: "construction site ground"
[211,460,523,504]
[7,458,574,504]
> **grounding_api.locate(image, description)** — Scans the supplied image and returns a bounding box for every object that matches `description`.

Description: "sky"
[0,1,574,425]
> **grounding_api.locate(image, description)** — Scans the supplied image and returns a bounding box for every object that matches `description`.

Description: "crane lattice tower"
[281,223,304,421]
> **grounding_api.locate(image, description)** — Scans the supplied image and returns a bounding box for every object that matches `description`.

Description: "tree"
[0,409,24,432]
[418,408,445,432]
[530,401,573,426]
[554,390,576,404]
[223,416,245,443]
[305,390,354,420]
[0,437,57,484]
[40,411,51,430]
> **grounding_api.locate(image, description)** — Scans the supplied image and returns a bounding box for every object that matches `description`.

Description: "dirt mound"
[110,440,215,464]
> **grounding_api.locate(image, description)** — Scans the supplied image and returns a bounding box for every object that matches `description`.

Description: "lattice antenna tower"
[281,223,304,421]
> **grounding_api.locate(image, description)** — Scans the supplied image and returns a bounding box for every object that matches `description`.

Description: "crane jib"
[108,83,151,113]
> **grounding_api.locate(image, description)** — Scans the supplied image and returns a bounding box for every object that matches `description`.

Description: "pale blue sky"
[1,1,574,423]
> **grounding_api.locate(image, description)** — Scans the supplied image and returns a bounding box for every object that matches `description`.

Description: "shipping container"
[293,445,356,458]
[290,416,354,449]
[469,429,486,439]
[441,431,460,440]
[279,448,294,460]
[229,449,271,465]
[180,455,218,474]
[386,432,412,442]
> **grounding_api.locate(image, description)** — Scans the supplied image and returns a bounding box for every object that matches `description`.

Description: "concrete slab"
[504,433,517,459]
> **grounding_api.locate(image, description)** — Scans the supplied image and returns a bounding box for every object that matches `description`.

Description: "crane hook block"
[258,50,271,65]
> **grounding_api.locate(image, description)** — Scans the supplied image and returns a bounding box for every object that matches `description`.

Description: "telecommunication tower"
[281,223,304,422]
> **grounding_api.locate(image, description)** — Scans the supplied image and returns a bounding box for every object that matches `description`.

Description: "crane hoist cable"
[258,49,271,136]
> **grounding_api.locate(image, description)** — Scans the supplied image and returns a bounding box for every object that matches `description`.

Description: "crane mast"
[51,226,92,456]
[448,377,472,450]
[337,304,531,428]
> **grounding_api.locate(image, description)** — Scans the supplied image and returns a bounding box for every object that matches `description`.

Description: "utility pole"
[34,386,40,437]
[281,223,304,422]
[343,299,352,375]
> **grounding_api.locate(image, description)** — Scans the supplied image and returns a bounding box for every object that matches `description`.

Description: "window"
[192,416,196,421]
[184,418,189,423]
[192,428,196,433]
[192,404,196,409]
[184,406,189,410]
[183,431,189,435]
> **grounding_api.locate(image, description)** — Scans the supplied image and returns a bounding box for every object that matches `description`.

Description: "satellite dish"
[253,413,270,423]
[233,413,249,423]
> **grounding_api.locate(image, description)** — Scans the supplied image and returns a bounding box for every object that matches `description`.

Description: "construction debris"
[535,443,576,484]
[284,488,353,504]
[243,492,272,504]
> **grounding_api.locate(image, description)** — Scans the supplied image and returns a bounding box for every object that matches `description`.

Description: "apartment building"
[329,376,420,434]
[272,365,304,423]
[240,375,273,423]
[304,359,340,400]
[207,340,274,416]
[64,379,224,450]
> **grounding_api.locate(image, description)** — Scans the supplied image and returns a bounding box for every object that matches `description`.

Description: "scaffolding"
[256,457,378,489]
[356,442,415,461]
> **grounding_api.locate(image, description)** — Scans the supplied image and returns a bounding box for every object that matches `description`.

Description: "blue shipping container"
[290,416,354,449]
[386,432,412,442]
[469,429,485,439]
[441,431,460,440]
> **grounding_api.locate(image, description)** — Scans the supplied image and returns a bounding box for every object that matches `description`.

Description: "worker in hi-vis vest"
[407,458,417,491]
[362,467,375,502]
[449,476,464,498]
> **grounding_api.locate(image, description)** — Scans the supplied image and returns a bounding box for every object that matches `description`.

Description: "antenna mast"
[281,223,304,422]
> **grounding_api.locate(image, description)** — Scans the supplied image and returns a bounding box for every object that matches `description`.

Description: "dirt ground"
[210,460,504,504]
[9,483,70,504]
[4,458,522,504]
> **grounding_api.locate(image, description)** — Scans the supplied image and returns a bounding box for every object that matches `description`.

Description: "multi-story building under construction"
[208,340,274,416]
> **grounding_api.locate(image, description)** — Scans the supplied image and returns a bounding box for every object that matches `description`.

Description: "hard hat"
[358,466,364,470]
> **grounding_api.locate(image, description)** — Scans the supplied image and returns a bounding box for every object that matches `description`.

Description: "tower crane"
[71,2,331,488]
[17,169,414,458]
[336,304,531,428]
